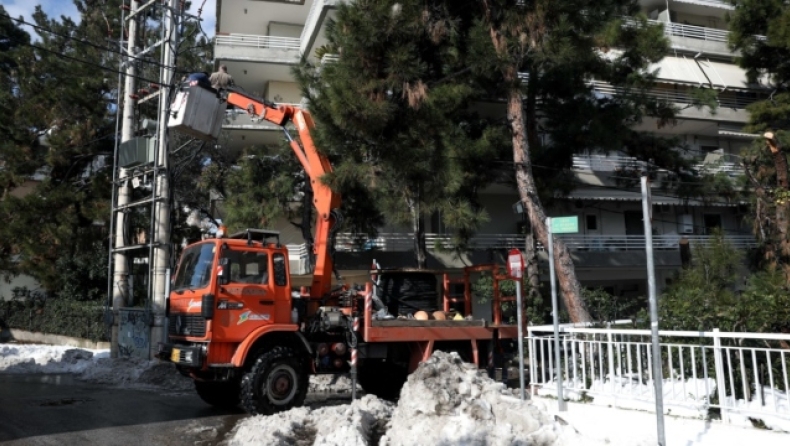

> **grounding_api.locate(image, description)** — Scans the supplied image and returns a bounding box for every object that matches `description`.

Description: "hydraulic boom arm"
[223,88,340,298]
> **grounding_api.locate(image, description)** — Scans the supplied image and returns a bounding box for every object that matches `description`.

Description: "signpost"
[547,215,578,411]
[507,248,525,400]
[641,176,666,446]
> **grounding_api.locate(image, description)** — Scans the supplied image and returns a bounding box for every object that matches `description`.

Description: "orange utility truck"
[158,85,521,414]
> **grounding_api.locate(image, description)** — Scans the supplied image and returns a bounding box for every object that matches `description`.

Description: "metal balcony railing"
[572,154,647,171]
[572,154,743,177]
[656,20,728,42]
[332,233,757,253]
[673,0,733,10]
[215,33,300,51]
[590,81,759,110]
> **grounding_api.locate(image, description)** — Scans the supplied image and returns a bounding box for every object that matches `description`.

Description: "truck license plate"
[170,348,180,363]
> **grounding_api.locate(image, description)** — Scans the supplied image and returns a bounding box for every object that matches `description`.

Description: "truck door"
[213,249,273,341]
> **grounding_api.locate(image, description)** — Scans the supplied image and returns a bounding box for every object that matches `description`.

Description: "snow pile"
[228,394,393,446]
[380,351,579,446]
[0,344,108,374]
[310,373,354,394]
[80,356,193,391]
[226,351,601,446]
[0,344,192,391]
[725,385,790,432]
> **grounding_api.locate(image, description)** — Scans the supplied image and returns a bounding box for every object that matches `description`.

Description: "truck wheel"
[240,346,308,415]
[194,379,240,409]
[358,359,408,401]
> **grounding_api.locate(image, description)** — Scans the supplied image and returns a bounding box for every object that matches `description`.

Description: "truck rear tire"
[357,359,408,401]
[194,379,241,409]
[240,346,309,415]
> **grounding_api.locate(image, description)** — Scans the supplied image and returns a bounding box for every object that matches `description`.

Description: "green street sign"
[550,216,579,234]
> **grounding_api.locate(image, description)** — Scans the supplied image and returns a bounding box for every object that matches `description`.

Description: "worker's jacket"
[210,72,234,89]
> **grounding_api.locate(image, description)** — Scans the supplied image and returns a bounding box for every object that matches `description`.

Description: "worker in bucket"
[184,72,211,89]
[210,65,235,89]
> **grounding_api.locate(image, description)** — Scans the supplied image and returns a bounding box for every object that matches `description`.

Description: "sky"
[1,342,789,446]
[2,0,217,38]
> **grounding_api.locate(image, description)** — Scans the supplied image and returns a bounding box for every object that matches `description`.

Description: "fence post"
[712,328,729,424]
[607,322,616,393]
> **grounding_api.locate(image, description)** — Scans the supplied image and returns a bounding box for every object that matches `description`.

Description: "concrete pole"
[149,0,180,358]
[641,176,666,446]
[110,0,139,358]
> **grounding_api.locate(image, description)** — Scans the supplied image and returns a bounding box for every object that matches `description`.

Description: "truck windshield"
[173,243,215,291]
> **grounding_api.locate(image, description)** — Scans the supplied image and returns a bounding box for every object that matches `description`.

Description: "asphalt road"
[0,374,245,446]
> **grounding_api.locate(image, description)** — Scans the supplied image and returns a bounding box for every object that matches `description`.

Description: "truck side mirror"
[218,257,231,285]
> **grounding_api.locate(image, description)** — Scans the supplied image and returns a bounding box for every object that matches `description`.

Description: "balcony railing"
[215,33,300,51]
[573,154,742,177]
[333,233,757,253]
[673,0,733,10]
[657,20,728,42]
[590,81,759,109]
[572,154,647,171]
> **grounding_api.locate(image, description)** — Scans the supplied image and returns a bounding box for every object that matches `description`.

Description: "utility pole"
[149,0,181,356]
[110,0,139,358]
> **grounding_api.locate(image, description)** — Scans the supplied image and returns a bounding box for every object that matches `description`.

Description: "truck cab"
[161,229,297,371]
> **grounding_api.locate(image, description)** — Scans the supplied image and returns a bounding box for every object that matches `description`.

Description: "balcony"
[214,33,300,64]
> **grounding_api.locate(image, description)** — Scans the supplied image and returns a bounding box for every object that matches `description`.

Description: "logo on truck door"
[237,310,271,325]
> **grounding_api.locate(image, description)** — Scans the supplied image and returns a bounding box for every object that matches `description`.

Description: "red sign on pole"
[508,248,523,279]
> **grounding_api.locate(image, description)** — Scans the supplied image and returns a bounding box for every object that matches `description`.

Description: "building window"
[586,214,598,231]
[703,214,722,235]
[624,211,644,235]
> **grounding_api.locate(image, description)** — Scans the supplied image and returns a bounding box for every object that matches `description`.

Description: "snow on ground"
[2,343,789,445]
[228,395,393,446]
[538,375,790,432]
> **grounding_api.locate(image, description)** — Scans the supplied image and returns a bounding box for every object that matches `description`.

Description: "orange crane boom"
[223,88,341,298]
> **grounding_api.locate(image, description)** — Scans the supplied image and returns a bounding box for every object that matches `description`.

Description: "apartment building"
[213,0,762,295]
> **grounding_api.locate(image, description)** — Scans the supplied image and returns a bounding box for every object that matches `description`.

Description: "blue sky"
[3,0,216,38]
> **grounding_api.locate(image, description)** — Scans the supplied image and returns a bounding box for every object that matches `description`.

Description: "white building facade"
[212,0,763,295]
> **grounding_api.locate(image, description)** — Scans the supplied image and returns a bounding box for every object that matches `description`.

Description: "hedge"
[0,298,109,342]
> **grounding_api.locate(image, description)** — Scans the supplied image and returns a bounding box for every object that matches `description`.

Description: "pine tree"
[295,0,510,268]
[473,0,696,322]
[0,2,124,297]
[728,0,790,280]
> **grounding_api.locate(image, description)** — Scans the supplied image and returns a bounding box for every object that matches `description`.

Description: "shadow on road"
[0,373,246,445]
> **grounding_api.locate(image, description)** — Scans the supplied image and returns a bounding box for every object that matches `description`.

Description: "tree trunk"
[523,227,541,300]
[506,80,591,323]
[523,63,543,302]
[408,192,428,269]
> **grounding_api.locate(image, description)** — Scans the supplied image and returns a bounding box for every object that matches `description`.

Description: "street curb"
[7,329,110,350]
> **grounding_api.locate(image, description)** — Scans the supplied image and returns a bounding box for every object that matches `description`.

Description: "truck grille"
[168,314,206,337]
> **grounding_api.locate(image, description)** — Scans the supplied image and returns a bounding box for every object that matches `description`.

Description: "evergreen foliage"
[728,0,790,278]
[0,2,118,297]
[295,0,510,267]
[655,232,790,334]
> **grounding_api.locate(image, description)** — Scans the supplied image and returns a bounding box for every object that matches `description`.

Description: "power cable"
[1,13,182,73]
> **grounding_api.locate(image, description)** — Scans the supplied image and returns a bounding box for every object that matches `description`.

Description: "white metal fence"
[527,326,790,426]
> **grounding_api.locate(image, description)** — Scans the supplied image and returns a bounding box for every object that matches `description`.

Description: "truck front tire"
[194,379,241,409]
[240,346,309,415]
